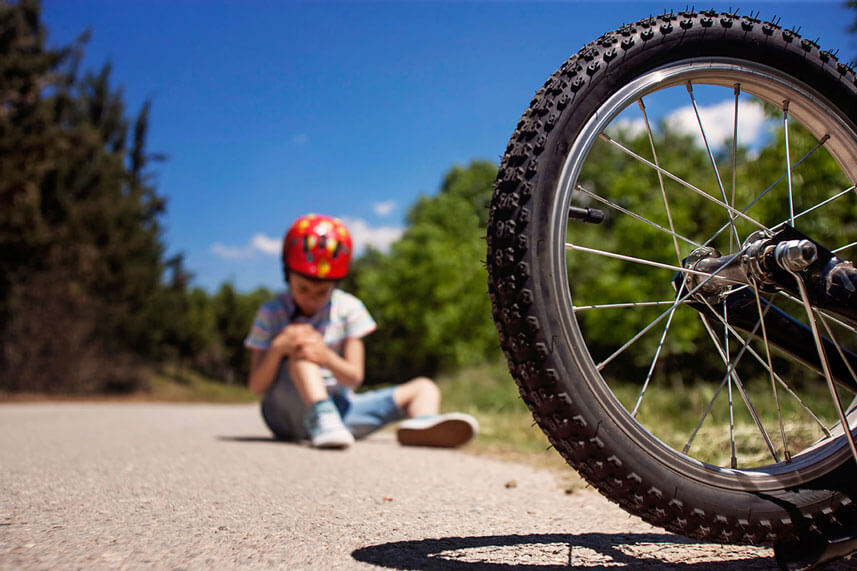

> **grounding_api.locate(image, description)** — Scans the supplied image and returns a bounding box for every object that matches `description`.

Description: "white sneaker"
[305,401,355,449]
[396,412,479,448]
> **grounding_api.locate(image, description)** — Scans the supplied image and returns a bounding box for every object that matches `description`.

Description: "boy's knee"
[394,376,441,411]
[412,376,439,397]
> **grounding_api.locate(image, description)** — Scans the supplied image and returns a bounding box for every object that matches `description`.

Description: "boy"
[245,214,479,449]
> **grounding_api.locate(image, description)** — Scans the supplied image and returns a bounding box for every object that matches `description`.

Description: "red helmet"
[283,214,353,280]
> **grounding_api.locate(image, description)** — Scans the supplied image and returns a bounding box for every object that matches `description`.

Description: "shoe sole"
[311,431,354,449]
[314,440,351,449]
[397,418,475,448]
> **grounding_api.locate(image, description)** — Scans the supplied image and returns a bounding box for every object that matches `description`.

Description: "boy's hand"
[271,324,319,357]
[292,333,329,366]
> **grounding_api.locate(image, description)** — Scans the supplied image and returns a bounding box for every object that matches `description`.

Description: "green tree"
[347,161,500,383]
[0,0,171,392]
[209,283,272,384]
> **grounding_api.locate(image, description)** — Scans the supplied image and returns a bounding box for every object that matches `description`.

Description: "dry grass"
[146,365,258,403]
[438,360,841,483]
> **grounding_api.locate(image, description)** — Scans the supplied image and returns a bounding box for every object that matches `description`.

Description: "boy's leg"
[261,369,310,441]
[392,377,440,417]
[288,357,331,405]
[288,357,354,448]
[340,386,405,439]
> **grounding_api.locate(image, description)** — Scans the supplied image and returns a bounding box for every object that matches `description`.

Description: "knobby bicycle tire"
[487,9,857,545]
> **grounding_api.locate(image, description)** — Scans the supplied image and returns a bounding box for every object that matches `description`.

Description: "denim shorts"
[261,367,404,441]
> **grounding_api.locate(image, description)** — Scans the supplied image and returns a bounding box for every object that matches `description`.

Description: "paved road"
[0,403,794,568]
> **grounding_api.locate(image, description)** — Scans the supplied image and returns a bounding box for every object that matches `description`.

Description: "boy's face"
[289,272,336,316]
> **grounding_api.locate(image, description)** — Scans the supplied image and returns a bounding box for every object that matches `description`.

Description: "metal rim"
[550,58,857,490]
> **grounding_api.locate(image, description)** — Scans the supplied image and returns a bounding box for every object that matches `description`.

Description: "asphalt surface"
[0,402,808,569]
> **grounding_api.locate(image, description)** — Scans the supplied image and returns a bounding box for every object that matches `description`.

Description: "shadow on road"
[217,436,288,444]
[351,532,775,569]
[217,432,400,446]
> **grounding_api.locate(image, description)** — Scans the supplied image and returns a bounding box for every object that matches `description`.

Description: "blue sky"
[41,1,857,292]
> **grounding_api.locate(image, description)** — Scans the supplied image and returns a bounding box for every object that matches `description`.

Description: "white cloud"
[664,99,768,150]
[373,200,397,217]
[251,233,281,255]
[609,117,648,140]
[210,233,281,260]
[210,243,253,259]
[340,216,403,254]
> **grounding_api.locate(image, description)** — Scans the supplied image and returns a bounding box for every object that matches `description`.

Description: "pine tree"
[0,0,171,392]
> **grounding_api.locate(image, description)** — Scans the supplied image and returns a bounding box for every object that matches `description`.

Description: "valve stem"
[568,206,605,224]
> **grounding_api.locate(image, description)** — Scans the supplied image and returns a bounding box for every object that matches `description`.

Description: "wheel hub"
[673,226,857,392]
[682,225,857,324]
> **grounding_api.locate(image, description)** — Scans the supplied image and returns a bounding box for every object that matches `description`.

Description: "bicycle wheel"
[488,10,857,545]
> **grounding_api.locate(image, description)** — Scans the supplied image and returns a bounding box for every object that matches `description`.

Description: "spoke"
[639,98,683,265]
[699,308,781,465]
[573,300,684,312]
[631,279,686,418]
[834,241,857,255]
[730,85,740,253]
[682,302,822,455]
[702,136,829,248]
[600,132,769,233]
[683,375,728,455]
[700,290,833,437]
[574,185,702,249]
[779,292,857,336]
[699,314,740,466]
[687,81,740,246]
[816,311,857,402]
[565,242,744,283]
[723,300,734,465]
[752,280,790,461]
[773,185,857,232]
[743,134,827,217]
[784,101,796,227]
[787,268,857,465]
[722,305,739,469]
[595,252,744,370]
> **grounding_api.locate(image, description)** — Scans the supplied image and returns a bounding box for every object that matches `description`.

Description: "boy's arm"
[329,336,365,388]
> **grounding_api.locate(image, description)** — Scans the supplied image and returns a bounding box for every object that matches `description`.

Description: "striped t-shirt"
[244,289,377,387]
